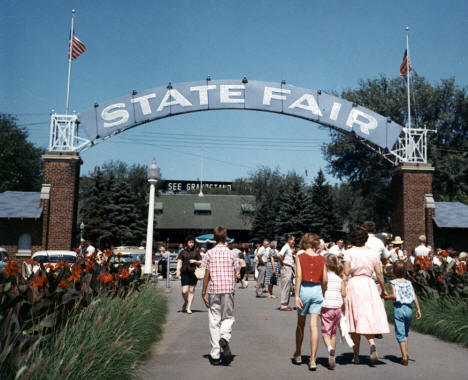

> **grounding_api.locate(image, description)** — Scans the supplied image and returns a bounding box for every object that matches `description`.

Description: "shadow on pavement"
[203,354,237,366]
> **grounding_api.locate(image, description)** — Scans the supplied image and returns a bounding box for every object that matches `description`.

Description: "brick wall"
[42,152,82,250]
[391,163,434,254]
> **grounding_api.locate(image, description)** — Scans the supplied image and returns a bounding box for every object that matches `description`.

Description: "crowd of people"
[185,221,467,370]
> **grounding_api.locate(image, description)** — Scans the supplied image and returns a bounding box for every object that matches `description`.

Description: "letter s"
[101,103,130,128]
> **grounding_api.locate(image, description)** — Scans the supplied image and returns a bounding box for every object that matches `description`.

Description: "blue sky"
[2,0,467,183]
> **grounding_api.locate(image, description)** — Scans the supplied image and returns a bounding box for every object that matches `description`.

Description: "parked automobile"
[0,248,9,271]
[111,246,148,273]
[22,250,77,278]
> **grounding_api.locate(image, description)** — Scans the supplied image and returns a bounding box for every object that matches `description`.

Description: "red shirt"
[298,253,325,283]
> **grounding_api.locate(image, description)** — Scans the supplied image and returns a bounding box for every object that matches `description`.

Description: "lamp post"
[145,159,161,275]
[80,221,85,241]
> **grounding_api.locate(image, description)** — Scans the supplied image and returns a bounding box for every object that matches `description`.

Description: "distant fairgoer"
[201,226,238,365]
[278,235,295,311]
[414,235,431,257]
[256,240,270,298]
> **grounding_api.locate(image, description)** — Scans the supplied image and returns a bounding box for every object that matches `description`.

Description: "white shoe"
[186,309,192,314]
[245,281,249,288]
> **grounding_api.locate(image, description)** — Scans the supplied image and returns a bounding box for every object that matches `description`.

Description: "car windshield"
[110,253,146,264]
[33,255,76,264]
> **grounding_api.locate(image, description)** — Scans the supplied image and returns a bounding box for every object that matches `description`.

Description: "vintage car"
[22,250,77,278]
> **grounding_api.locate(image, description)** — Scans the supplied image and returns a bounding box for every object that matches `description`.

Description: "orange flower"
[116,251,123,258]
[67,271,80,282]
[84,261,94,273]
[75,248,80,253]
[56,261,71,270]
[119,269,130,279]
[2,260,18,277]
[45,263,55,271]
[58,279,70,289]
[26,258,38,266]
[130,261,142,268]
[97,272,114,284]
[407,263,413,269]
[32,274,47,289]
[103,250,113,258]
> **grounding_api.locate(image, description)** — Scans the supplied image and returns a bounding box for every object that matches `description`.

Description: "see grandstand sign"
[163,180,233,193]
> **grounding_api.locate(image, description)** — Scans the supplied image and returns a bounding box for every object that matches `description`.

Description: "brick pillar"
[42,152,82,250]
[391,163,434,254]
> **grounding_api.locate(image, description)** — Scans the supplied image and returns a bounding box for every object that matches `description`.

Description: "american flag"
[68,34,87,60]
[400,49,412,76]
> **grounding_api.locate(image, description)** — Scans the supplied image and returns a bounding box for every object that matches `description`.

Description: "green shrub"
[19,284,167,380]
[385,294,468,347]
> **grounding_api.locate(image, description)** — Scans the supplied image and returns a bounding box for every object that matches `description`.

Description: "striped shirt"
[202,244,237,294]
[322,272,343,308]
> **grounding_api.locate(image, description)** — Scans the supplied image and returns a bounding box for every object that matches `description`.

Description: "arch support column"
[391,163,435,254]
[42,152,82,250]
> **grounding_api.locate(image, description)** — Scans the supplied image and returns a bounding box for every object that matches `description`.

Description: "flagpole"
[65,9,76,115]
[405,26,411,130]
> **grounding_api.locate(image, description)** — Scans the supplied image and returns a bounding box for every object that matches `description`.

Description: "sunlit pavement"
[139,277,467,380]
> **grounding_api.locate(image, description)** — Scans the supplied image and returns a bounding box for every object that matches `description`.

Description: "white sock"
[328,346,333,353]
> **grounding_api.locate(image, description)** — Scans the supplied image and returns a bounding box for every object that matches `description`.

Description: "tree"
[107,179,146,246]
[0,114,44,192]
[323,74,468,230]
[275,173,309,242]
[308,170,341,241]
[250,167,284,242]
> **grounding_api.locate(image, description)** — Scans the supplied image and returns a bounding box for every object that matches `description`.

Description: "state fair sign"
[77,80,402,150]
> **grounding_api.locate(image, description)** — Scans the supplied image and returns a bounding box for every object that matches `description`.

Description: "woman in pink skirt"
[344,228,389,365]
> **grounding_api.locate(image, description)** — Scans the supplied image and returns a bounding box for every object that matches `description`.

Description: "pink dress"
[344,247,389,334]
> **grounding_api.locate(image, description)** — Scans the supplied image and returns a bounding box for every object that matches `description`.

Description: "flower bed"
[0,250,153,379]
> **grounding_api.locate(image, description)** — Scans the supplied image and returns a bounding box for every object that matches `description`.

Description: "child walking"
[385,260,421,365]
[293,233,327,371]
[321,254,346,369]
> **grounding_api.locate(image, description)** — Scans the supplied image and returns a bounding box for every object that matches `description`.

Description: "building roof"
[0,191,42,218]
[155,194,255,230]
[433,202,468,228]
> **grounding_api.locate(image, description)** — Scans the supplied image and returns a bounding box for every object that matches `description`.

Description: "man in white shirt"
[414,235,431,257]
[278,235,295,311]
[328,240,344,258]
[255,240,270,298]
[363,221,389,261]
[86,241,96,257]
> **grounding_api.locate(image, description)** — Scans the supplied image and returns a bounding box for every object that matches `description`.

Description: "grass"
[20,283,167,380]
[385,294,468,347]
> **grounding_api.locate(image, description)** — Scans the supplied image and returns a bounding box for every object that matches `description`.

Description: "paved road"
[139,278,467,379]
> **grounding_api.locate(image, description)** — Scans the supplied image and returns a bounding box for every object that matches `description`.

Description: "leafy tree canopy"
[0,114,44,192]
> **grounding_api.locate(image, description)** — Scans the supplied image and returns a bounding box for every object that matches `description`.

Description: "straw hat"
[392,236,404,244]
[459,251,467,260]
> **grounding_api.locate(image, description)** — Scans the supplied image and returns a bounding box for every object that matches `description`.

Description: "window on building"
[18,233,32,253]
[155,202,163,215]
[241,203,255,215]
[194,203,211,215]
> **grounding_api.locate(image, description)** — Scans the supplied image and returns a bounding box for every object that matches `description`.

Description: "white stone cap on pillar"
[40,184,51,200]
[425,194,435,209]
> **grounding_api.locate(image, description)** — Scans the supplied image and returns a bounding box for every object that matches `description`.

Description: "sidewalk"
[139,279,468,379]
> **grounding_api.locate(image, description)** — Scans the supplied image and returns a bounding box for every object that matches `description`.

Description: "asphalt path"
[139,277,468,380]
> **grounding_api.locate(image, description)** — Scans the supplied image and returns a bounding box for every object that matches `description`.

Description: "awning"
[195,234,234,244]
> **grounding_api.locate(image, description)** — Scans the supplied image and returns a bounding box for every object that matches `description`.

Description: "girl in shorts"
[384,260,421,365]
[176,236,202,314]
[321,254,346,369]
[293,233,327,371]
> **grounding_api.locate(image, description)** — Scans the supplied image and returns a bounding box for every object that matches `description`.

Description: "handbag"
[195,267,205,280]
